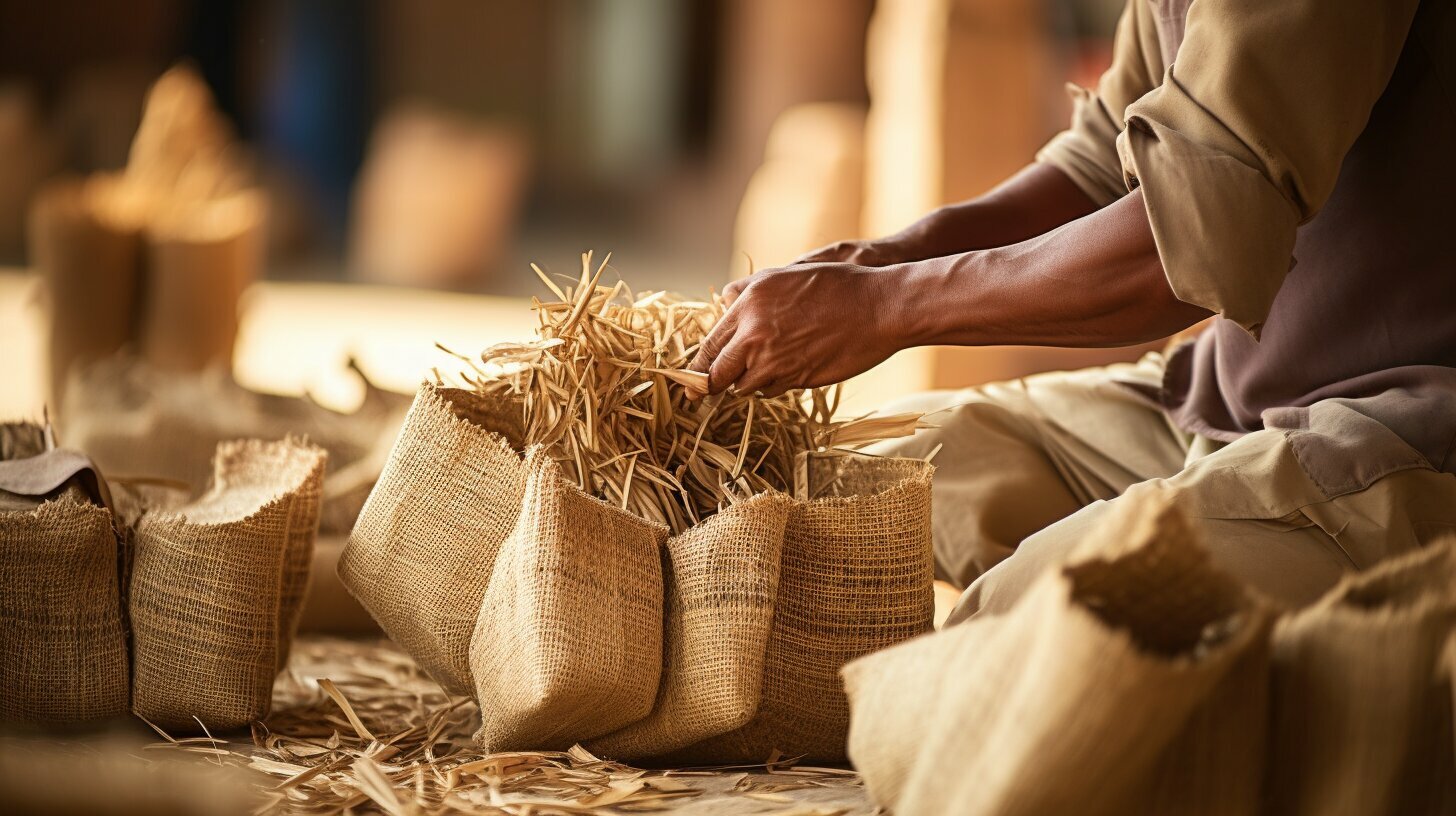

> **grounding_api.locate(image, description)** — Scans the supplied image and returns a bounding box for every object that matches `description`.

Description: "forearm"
[891,190,1211,348]
[875,163,1101,263]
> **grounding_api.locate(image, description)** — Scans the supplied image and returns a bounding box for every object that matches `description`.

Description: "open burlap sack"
[130,438,325,731]
[469,449,666,751]
[646,452,935,764]
[1265,538,1456,816]
[587,493,793,760]
[340,384,527,693]
[843,489,1273,816]
[0,495,127,723]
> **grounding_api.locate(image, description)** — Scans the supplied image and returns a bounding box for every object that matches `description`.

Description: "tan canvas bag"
[130,438,325,731]
[469,449,666,751]
[1265,538,1456,816]
[0,424,129,723]
[340,385,527,694]
[586,492,793,760]
[843,490,1273,816]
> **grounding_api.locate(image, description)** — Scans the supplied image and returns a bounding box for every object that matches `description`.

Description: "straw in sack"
[0,496,127,723]
[1265,538,1456,816]
[130,438,325,731]
[470,448,666,751]
[842,489,1272,816]
[587,492,793,760]
[656,452,935,764]
[339,384,528,694]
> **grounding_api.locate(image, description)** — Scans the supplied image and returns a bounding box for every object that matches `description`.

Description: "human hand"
[791,238,900,268]
[690,263,903,397]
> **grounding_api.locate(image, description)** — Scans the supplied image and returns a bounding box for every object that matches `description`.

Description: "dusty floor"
[162,636,880,815]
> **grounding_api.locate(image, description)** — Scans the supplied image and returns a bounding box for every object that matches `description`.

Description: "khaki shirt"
[1037,0,1456,484]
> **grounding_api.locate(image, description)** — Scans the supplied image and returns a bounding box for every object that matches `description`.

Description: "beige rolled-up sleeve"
[1118,0,1419,336]
[1036,0,1162,207]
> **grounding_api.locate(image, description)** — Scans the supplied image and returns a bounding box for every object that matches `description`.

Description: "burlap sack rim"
[144,437,326,527]
[420,381,937,537]
[518,444,671,541]
[1,492,114,527]
[414,381,526,460]
[1284,540,1456,629]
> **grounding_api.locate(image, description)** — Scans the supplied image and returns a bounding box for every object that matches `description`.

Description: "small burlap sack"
[649,451,935,764]
[0,495,127,723]
[340,384,528,693]
[469,449,666,751]
[587,493,793,760]
[130,438,325,731]
[1265,538,1456,816]
[0,424,128,724]
[843,489,1273,816]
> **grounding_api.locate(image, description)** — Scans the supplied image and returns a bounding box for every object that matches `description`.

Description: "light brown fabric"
[130,438,325,731]
[587,493,792,760]
[469,449,666,752]
[1265,538,1456,816]
[29,177,144,409]
[339,384,528,694]
[0,496,128,723]
[139,191,264,372]
[659,453,935,764]
[843,491,1274,816]
[865,355,1456,622]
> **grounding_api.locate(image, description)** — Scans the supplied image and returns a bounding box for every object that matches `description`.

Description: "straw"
[447,253,931,534]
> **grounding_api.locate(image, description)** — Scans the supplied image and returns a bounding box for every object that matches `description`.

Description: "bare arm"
[690,189,1209,396]
[795,163,1101,267]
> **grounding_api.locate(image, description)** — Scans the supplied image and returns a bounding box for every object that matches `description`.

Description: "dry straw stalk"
[442,252,928,533]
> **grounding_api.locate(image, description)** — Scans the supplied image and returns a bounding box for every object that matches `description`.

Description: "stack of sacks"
[0,421,326,731]
[341,383,935,762]
[29,64,265,409]
[843,487,1456,815]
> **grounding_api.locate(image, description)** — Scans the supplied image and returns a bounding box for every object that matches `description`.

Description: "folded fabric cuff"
[1034,84,1130,208]
[1117,115,1299,338]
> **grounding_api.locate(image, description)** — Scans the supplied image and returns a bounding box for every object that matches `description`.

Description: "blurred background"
[0,0,1145,423]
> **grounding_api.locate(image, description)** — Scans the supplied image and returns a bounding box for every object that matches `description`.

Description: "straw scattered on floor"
[142,638,870,815]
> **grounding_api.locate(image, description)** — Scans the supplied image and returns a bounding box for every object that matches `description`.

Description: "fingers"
[707,333,750,395]
[687,311,738,393]
[722,278,748,306]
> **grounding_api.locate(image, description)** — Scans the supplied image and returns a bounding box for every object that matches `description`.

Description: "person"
[688,0,1456,624]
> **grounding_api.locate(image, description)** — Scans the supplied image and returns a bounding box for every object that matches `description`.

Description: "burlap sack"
[843,490,1273,816]
[650,451,935,764]
[587,493,793,760]
[130,438,325,731]
[340,384,528,693]
[0,495,127,723]
[469,449,666,751]
[1265,538,1456,816]
[29,176,145,409]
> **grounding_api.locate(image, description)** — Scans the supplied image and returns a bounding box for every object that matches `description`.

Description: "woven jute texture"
[470,449,666,751]
[843,489,1273,816]
[340,384,528,694]
[0,496,128,723]
[1266,538,1456,816]
[651,452,935,765]
[587,493,793,760]
[130,438,326,731]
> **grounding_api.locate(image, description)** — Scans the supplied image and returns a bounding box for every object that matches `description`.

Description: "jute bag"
[646,452,935,764]
[130,438,325,731]
[1265,538,1456,816]
[587,493,793,759]
[340,384,528,694]
[469,449,666,751]
[0,423,128,723]
[843,489,1273,816]
[29,176,144,409]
